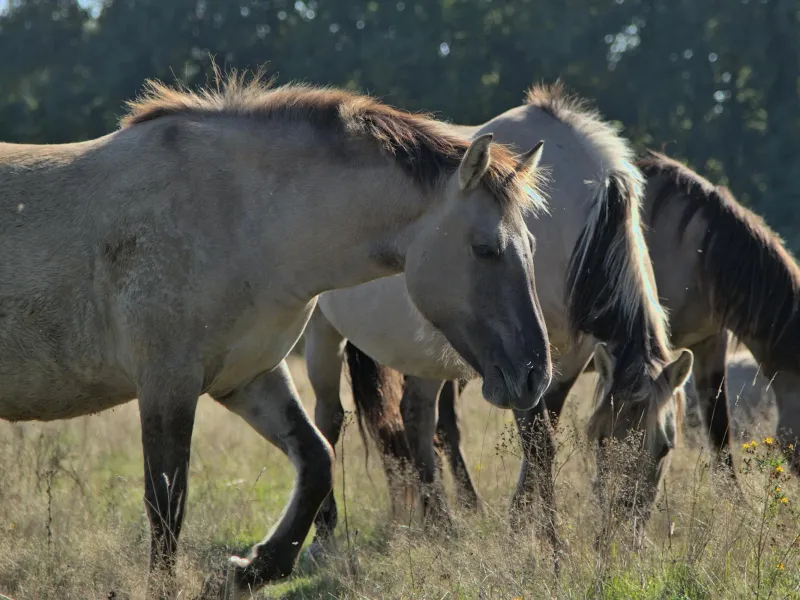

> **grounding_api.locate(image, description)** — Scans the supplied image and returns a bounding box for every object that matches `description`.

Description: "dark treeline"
[1,0,798,245]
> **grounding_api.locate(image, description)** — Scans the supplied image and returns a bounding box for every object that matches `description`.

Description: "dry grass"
[1,352,799,599]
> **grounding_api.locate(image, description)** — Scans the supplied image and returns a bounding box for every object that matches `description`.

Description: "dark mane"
[525,83,672,387]
[639,151,800,363]
[121,69,542,213]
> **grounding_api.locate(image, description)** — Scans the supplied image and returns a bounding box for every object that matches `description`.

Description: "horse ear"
[661,348,694,391]
[593,342,615,383]
[459,133,493,191]
[518,140,544,174]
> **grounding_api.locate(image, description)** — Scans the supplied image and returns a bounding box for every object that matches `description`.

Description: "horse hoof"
[302,540,329,568]
[205,556,249,600]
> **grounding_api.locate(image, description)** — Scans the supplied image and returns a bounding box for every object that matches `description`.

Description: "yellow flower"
[776,465,785,474]
[743,442,752,451]
[780,497,789,505]
[764,437,774,445]
[777,562,785,570]
[775,487,782,494]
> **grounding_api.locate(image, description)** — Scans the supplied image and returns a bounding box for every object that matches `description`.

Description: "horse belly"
[0,373,135,422]
[0,291,135,421]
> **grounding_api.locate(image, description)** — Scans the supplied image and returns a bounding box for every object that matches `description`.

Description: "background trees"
[1,0,797,243]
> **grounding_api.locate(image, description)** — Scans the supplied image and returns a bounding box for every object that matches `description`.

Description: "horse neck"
[643,170,800,364]
[239,125,436,299]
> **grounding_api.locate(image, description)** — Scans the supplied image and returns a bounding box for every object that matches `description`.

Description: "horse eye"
[472,244,502,259]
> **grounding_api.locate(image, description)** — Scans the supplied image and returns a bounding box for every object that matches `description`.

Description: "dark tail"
[343,342,413,467]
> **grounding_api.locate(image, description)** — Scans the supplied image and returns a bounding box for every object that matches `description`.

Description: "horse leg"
[343,343,412,522]
[401,376,450,526]
[510,374,577,568]
[137,367,202,598]
[435,379,482,511]
[303,308,346,557]
[690,332,738,482]
[218,361,334,597]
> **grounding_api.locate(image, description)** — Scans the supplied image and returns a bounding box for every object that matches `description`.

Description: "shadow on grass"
[193,520,398,599]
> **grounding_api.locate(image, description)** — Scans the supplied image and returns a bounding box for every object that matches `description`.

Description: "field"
[1,351,799,599]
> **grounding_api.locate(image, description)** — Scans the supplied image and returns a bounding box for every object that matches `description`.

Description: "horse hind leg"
[137,363,203,599]
[303,308,347,560]
[435,379,482,511]
[215,361,334,597]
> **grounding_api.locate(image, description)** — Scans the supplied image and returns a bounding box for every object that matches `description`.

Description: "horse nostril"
[527,366,538,393]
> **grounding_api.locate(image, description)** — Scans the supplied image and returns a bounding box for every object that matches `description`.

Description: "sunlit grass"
[1,354,799,599]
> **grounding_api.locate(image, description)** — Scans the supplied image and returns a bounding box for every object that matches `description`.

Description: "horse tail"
[343,341,412,468]
[565,171,671,364]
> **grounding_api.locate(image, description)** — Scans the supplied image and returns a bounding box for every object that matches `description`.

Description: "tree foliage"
[1,0,797,243]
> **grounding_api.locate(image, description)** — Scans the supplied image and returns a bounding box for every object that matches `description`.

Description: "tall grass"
[1,356,798,599]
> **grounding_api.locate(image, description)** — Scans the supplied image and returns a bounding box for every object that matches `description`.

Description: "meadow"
[1,349,799,599]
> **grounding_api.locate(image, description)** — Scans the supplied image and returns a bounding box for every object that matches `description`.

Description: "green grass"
[1,356,800,599]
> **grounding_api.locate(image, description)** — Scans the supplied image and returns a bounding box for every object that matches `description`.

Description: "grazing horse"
[413,151,800,522]
[304,83,689,559]
[0,70,552,599]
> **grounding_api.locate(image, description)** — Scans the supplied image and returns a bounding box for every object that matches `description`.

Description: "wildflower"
[764,437,774,445]
[743,442,751,451]
[780,497,789,505]
[775,486,782,494]
[777,562,785,570]
[776,465,785,474]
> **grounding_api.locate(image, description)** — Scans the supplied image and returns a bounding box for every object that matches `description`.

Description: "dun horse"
[304,83,690,558]
[0,71,553,598]
[424,151,800,518]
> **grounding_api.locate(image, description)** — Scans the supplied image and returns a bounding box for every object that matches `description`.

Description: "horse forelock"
[524,81,638,181]
[640,152,800,364]
[121,66,544,218]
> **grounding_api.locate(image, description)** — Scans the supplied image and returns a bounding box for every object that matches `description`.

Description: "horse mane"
[121,68,545,215]
[639,151,800,364]
[526,82,672,386]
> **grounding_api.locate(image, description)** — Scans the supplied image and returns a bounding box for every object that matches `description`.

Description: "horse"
[304,83,690,560]
[0,69,553,599]
[423,150,800,518]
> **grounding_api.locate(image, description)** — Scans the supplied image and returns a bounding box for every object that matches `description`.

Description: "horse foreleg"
[435,379,482,511]
[691,332,738,482]
[218,361,334,598]
[138,368,202,598]
[510,375,576,573]
[401,376,450,526]
[303,308,346,557]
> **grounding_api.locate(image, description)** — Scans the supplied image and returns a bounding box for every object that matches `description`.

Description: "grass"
[1,353,800,599]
